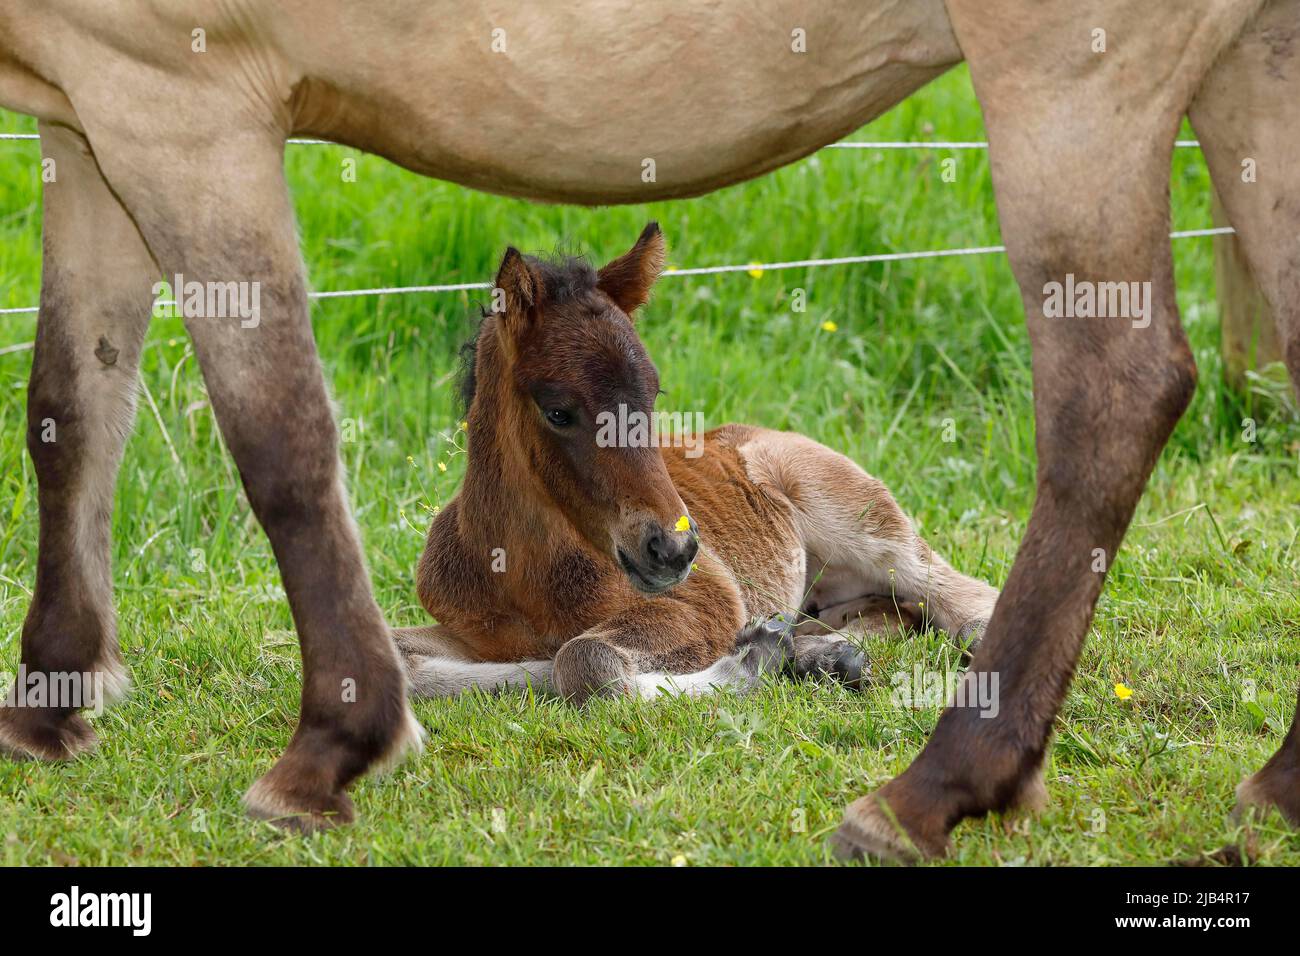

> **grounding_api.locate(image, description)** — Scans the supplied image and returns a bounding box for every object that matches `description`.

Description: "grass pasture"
[0,67,1298,865]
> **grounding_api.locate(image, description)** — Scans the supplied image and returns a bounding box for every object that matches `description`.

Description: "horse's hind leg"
[0,124,152,759]
[740,430,999,650]
[1190,0,1300,828]
[79,110,420,829]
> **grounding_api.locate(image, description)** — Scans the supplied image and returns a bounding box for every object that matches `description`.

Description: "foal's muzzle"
[617,521,698,594]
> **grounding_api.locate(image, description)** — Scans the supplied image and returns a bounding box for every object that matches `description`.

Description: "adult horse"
[0,0,1295,857]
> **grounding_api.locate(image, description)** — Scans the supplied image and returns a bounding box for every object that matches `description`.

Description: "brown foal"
[394,224,1000,702]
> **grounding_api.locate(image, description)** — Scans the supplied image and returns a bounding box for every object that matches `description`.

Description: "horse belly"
[279,0,962,203]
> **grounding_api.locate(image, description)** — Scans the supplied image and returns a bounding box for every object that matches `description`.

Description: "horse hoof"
[244,774,356,833]
[832,792,944,863]
[0,708,98,761]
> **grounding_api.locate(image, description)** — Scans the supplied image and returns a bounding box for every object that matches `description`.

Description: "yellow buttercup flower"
[1114,682,1133,701]
[747,263,764,278]
[821,320,838,333]
[674,515,691,532]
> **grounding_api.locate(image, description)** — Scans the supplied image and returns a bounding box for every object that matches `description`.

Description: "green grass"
[1,67,1298,865]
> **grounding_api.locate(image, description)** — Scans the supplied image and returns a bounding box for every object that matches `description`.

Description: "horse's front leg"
[0,124,153,759]
[79,108,421,830]
[833,0,1251,860]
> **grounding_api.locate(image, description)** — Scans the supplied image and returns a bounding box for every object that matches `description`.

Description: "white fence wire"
[0,133,1228,322]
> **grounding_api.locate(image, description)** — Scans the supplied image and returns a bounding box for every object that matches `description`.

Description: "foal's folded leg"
[405,657,555,698]
[551,566,770,704]
[789,596,926,689]
[632,617,795,699]
[742,429,999,653]
[396,625,554,698]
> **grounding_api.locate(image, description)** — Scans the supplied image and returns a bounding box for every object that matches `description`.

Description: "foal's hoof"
[244,773,356,833]
[792,634,869,690]
[814,642,868,690]
[953,619,988,657]
[0,708,98,761]
[831,644,867,688]
[735,614,797,676]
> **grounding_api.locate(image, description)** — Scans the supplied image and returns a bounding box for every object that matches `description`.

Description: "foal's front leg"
[396,624,554,697]
[551,563,783,703]
[0,124,153,758]
[81,116,421,829]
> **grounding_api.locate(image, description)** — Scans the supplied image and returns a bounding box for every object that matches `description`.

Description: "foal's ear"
[495,247,542,315]
[493,247,542,353]
[597,222,666,316]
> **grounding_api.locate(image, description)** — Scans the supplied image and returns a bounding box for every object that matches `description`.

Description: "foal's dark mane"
[458,252,600,412]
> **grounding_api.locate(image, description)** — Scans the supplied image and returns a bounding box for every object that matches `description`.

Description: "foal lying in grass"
[396,224,999,702]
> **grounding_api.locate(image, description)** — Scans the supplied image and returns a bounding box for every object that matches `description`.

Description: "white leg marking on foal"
[633,655,757,699]
[405,656,555,698]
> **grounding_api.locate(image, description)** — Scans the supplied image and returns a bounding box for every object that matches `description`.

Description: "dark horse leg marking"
[833,0,1257,860]
[1191,0,1300,830]
[74,111,421,829]
[0,124,151,759]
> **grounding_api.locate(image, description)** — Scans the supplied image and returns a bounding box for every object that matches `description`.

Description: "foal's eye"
[544,408,573,428]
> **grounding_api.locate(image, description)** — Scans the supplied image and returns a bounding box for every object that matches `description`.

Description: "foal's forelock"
[458,262,607,414]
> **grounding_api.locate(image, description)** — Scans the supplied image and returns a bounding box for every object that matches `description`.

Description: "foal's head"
[472,223,697,595]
